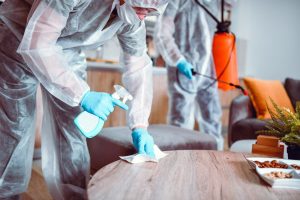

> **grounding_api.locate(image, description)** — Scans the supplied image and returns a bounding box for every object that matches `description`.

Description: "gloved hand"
[132,128,155,158]
[176,58,193,79]
[80,91,128,121]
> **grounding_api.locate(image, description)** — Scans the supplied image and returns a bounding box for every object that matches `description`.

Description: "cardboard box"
[256,135,280,147]
[252,144,284,158]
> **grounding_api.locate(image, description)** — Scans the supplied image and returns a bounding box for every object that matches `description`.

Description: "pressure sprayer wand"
[191,69,248,95]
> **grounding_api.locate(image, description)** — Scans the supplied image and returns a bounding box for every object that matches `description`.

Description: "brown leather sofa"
[87,124,217,174]
[228,78,300,147]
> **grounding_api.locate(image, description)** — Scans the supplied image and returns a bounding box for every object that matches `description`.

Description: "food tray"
[279,159,300,174]
[246,157,300,189]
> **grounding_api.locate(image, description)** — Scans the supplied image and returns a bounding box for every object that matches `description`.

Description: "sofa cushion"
[284,78,300,109]
[243,77,294,119]
[231,118,267,145]
[87,125,217,173]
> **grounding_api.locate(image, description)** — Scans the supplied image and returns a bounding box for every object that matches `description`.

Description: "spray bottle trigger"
[112,92,120,100]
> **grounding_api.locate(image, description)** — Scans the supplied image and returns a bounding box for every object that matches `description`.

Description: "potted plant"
[257,99,300,160]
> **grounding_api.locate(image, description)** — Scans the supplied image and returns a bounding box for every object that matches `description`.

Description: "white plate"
[246,157,300,189]
[278,159,300,171]
[257,168,300,189]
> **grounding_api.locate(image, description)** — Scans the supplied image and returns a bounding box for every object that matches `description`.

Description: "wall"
[231,0,300,81]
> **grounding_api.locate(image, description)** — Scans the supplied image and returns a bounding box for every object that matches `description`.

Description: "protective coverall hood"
[115,0,169,27]
[124,0,169,16]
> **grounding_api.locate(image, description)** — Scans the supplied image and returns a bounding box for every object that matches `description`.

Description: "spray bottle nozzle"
[112,85,133,104]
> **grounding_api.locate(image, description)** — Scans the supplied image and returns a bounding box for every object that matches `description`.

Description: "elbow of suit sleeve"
[121,52,153,129]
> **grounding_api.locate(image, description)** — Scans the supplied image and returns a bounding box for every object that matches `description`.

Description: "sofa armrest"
[284,77,300,109]
[230,119,267,146]
[228,95,256,147]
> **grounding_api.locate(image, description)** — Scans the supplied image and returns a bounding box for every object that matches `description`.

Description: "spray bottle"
[74,85,133,138]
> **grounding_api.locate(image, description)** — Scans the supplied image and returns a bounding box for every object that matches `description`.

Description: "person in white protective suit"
[154,0,234,150]
[0,0,169,199]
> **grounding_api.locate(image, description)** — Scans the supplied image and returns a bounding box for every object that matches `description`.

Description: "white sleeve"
[17,0,90,107]
[117,22,153,129]
[153,1,184,66]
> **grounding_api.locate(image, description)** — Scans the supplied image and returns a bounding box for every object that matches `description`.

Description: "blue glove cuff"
[176,58,186,68]
[80,91,91,107]
[132,128,147,135]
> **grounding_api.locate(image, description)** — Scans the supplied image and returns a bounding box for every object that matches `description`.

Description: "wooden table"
[88,150,300,200]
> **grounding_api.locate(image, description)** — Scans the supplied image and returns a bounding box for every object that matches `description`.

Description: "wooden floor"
[21,161,52,200]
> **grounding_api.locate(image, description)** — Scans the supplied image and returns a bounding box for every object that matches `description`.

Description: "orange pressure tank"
[212,32,239,91]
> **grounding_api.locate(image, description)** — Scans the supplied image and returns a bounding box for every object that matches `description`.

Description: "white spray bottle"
[74,85,133,138]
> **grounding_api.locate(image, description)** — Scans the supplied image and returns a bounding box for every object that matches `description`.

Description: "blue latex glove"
[132,128,155,158]
[176,58,193,79]
[80,91,128,121]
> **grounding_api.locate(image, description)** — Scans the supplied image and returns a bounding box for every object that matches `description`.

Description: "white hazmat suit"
[0,0,168,199]
[154,0,230,150]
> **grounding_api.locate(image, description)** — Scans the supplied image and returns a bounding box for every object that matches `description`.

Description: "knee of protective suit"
[0,180,28,199]
[0,194,21,200]
[0,131,35,198]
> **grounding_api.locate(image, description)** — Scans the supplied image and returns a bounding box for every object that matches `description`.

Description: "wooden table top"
[88,150,300,200]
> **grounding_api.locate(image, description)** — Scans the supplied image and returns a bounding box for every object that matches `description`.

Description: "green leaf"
[257,98,300,147]
[282,134,300,146]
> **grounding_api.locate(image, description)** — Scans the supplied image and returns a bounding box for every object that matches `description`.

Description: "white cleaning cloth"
[119,145,168,164]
